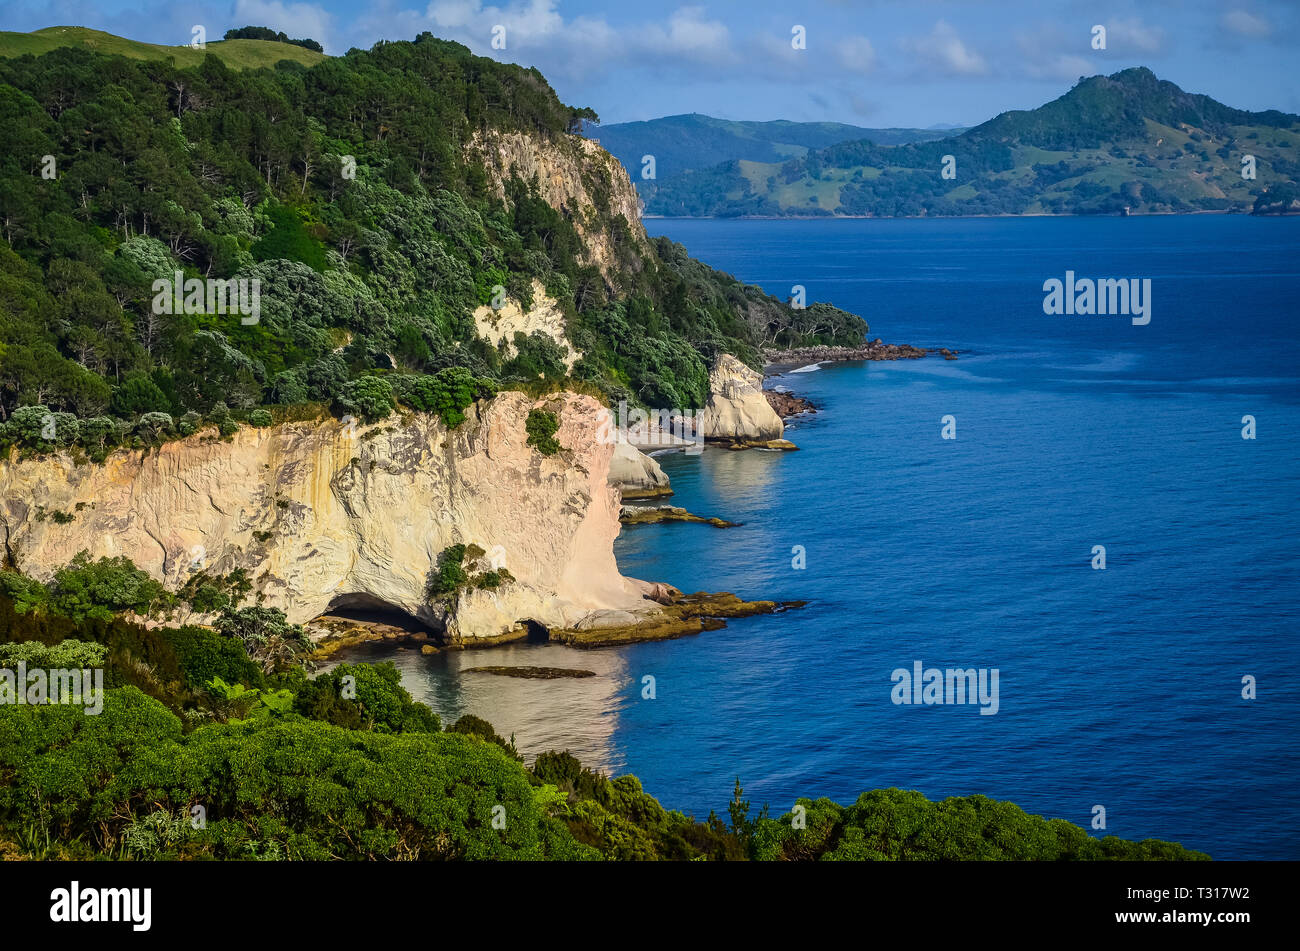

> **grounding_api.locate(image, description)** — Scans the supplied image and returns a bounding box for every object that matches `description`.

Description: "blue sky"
[1,0,1297,127]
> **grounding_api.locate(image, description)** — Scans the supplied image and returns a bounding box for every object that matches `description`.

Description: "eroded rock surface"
[696,353,787,446]
[0,393,660,640]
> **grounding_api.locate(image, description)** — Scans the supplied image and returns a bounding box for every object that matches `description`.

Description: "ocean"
[337,215,1300,859]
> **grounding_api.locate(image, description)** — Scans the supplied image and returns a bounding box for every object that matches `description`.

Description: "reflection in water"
[321,640,632,774]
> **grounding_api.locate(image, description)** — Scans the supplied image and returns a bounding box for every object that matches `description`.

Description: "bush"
[525,408,561,455]
[391,368,496,428]
[213,605,311,673]
[248,409,274,427]
[0,687,588,860]
[337,377,395,423]
[48,551,171,622]
[163,625,265,692]
[294,662,440,734]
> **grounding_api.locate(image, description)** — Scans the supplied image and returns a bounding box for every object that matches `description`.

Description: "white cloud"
[233,0,336,52]
[1221,9,1272,39]
[387,1,730,79]
[1105,16,1166,55]
[639,6,731,60]
[834,34,876,75]
[901,20,988,77]
[1012,26,1098,83]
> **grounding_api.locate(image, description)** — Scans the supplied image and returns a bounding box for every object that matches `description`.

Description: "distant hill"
[641,69,1300,217]
[587,113,962,191]
[0,26,327,70]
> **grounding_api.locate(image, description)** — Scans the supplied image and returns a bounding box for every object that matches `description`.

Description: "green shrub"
[48,551,171,623]
[0,687,589,860]
[525,408,561,455]
[337,377,395,423]
[294,662,440,734]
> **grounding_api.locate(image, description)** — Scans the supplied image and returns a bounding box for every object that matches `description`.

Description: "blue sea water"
[346,216,1300,859]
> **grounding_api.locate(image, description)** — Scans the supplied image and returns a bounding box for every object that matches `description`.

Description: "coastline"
[644,209,1258,221]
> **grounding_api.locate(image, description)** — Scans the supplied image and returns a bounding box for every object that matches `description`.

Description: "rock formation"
[696,353,791,449]
[608,439,672,500]
[0,393,662,641]
[468,130,648,288]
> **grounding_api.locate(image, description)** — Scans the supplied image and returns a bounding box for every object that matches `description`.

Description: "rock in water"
[696,353,786,446]
[608,439,673,500]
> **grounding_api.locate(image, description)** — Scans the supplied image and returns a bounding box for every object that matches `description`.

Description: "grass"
[0,26,327,70]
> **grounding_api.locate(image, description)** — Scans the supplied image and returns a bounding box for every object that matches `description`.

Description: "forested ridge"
[641,67,1300,217]
[0,29,867,455]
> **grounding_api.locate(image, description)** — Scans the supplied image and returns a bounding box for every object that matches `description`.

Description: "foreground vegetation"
[0,558,1208,861]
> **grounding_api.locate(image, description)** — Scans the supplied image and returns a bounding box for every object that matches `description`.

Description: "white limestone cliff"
[472,279,581,371]
[0,392,661,640]
[467,130,649,289]
[696,353,787,445]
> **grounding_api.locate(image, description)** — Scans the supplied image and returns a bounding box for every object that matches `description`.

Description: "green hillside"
[0,27,866,451]
[0,25,327,69]
[644,68,1300,217]
[590,113,961,184]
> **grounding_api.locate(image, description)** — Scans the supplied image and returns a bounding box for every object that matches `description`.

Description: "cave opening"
[319,592,440,636]
[517,619,550,643]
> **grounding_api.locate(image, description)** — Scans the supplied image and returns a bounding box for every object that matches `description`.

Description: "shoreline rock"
[550,591,806,648]
[620,505,736,528]
[764,339,955,371]
[317,589,804,657]
[765,390,817,419]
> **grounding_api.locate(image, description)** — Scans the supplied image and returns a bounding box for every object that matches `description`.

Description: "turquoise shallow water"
[338,216,1300,859]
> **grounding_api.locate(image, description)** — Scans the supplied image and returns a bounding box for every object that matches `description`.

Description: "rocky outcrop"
[472,279,580,371]
[696,353,788,448]
[468,130,649,288]
[765,389,817,419]
[0,393,662,641]
[608,439,672,500]
[763,340,934,367]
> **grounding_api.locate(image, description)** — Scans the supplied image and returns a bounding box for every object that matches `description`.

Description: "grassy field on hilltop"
[0,26,327,69]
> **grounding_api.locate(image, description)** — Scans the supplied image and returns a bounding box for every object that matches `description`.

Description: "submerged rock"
[464,666,596,679]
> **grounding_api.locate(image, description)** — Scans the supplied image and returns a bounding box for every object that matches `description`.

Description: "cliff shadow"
[318,592,441,636]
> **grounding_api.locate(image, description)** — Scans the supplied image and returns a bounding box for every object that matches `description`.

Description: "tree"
[337,376,394,422]
[213,604,311,673]
[49,551,171,622]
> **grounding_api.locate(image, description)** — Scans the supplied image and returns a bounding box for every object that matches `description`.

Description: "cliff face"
[469,130,649,286]
[472,279,581,371]
[0,393,658,639]
[696,354,787,445]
